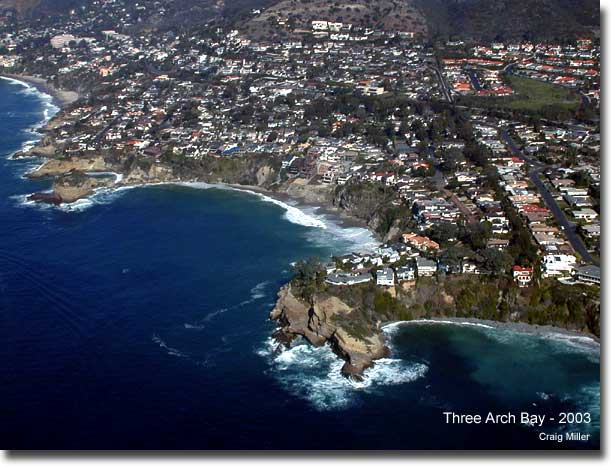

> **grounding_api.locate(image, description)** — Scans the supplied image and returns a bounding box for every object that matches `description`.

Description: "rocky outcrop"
[270,284,390,379]
[53,170,115,203]
[332,182,396,236]
[27,156,110,178]
[27,191,62,205]
[280,179,333,204]
[120,163,176,185]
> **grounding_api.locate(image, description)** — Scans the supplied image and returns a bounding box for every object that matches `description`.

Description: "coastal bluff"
[270,284,390,379]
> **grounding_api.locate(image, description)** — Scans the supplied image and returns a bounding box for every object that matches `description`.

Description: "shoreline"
[4,78,600,356]
[78,179,375,236]
[383,317,601,345]
[2,72,372,235]
[223,182,376,233]
[1,73,80,107]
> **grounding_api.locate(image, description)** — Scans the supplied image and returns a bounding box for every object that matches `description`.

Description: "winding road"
[501,130,597,265]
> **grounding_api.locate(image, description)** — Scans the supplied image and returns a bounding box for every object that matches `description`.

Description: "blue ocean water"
[0,77,600,449]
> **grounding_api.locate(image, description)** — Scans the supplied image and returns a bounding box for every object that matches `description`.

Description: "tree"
[440,148,464,173]
[480,249,513,276]
[441,245,472,271]
[428,223,459,244]
[461,222,492,250]
[291,257,326,303]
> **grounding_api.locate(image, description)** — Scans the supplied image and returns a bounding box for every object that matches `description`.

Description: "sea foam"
[257,338,428,411]
[176,182,378,253]
[0,77,60,130]
[383,319,496,337]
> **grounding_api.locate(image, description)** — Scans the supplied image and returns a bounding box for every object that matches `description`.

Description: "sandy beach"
[1,73,79,107]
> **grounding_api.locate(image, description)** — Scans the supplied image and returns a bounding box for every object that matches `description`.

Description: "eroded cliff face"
[270,284,390,379]
[121,163,176,185]
[28,156,110,178]
[332,182,397,239]
[52,170,115,203]
[24,150,281,205]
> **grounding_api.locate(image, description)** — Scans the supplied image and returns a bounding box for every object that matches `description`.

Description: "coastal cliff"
[270,284,390,379]
[268,269,600,379]
[28,156,110,178]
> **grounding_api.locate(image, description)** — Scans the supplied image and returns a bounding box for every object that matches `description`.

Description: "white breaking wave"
[58,184,137,212]
[252,191,328,229]
[18,176,378,253]
[173,182,378,252]
[2,76,60,166]
[383,319,495,337]
[178,181,327,229]
[16,138,41,156]
[541,331,600,350]
[258,338,427,411]
[0,77,60,130]
[250,281,270,300]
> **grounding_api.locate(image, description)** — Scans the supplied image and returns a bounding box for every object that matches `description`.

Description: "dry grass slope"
[240,0,427,40]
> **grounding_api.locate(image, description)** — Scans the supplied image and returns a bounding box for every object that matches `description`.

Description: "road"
[501,130,597,265]
[431,65,453,103]
[467,71,482,91]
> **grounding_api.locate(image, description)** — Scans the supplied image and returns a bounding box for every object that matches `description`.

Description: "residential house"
[402,233,440,251]
[395,265,415,282]
[541,254,577,277]
[512,265,533,287]
[376,268,395,286]
[575,265,600,285]
[416,257,437,277]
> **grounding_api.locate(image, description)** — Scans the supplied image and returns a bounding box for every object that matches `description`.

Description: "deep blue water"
[0,78,601,450]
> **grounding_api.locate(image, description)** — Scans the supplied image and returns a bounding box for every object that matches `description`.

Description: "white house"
[416,257,437,277]
[326,271,372,286]
[376,268,395,286]
[573,208,598,222]
[312,20,329,31]
[512,265,533,287]
[395,265,415,282]
[541,254,577,277]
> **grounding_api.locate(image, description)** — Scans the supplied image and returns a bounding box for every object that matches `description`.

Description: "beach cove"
[0,76,600,450]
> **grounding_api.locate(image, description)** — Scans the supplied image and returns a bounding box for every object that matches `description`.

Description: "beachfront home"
[325,270,372,286]
[395,265,415,282]
[416,257,437,277]
[376,268,395,286]
[402,233,440,252]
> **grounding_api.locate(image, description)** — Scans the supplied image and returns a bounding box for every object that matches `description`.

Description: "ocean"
[0,77,600,450]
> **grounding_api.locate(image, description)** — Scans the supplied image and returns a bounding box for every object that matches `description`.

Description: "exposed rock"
[51,170,114,203]
[120,163,175,185]
[27,191,62,205]
[281,179,333,204]
[28,156,109,178]
[330,328,389,378]
[270,284,390,379]
[255,165,274,186]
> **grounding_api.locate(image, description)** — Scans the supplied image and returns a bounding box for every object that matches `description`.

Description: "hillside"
[418,0,600,41]
[0,0,81,17]
[239,0,427,39]
[0,0,599,41]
